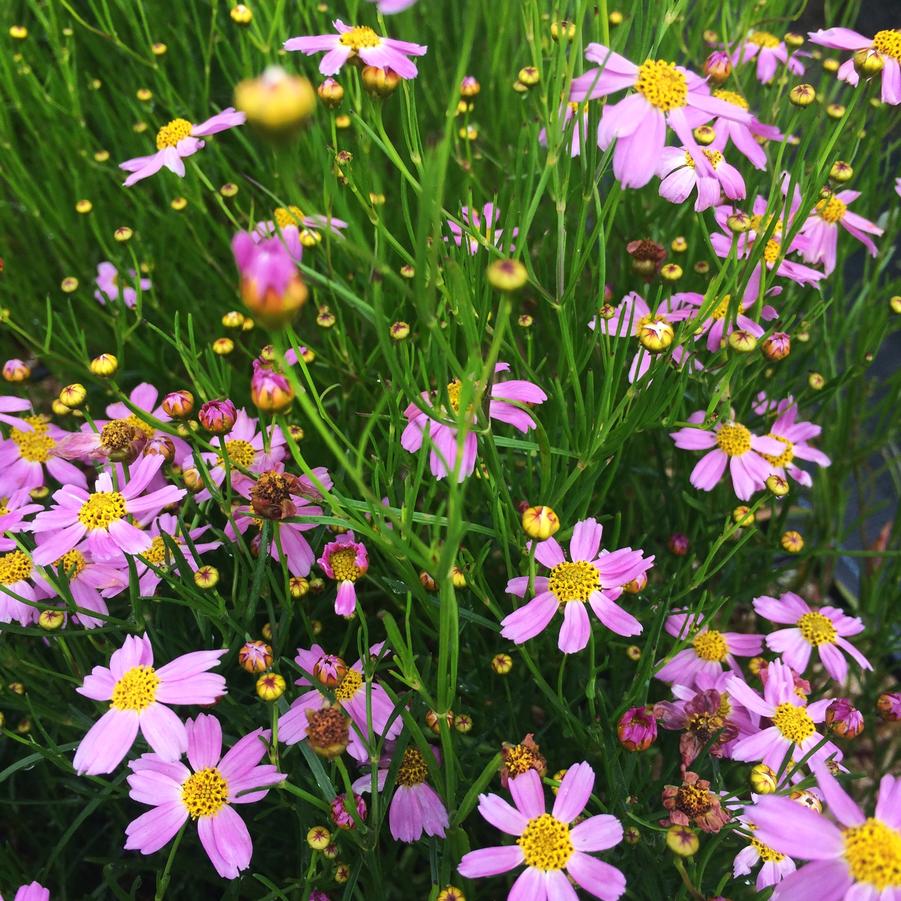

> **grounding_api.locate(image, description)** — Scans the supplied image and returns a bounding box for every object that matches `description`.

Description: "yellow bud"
[666,825,699,856]
[75,199,93,214]
[781,530,804,553]
[114,226,134,242]
[789,84,816,107]
[750,763,778,794]
[487,259,528,292]
[517,66,540,86]
[89,354,118,377]
[171,196,188,211]
[194,565,219,588]
[39,609,65,631]
[59,384,87,407]
[256,673,286,701]
[521,505,560,540]
[230,4,253,25]
[732,506,754,527]
[307,826,332,851]
[766,474,790,497]
[491,653,513,675]
[671,236,688,253]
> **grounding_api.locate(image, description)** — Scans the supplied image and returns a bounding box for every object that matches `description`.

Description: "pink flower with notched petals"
[254,207,348,262]
[758,401,830,487]
[284,20,427,79]
[125,714,284,879]
[706,88,783,170]
[733,801,798,891]
[0,547,49,626]
[401,363,547,482]
[657,146,745,211]
[656,611,763,687]
[120,108,245,187]
[458,764,627,900]
[94,262,152,308]
[135,513,222,596]
[752,592,871,685]
[0,395,33,429]
[8,883,50,901]
[0,414,88,496]
[73,633,227,775]
[447,204,517,255]
[318,531,368,615]
[748,757,901,899]
[569,44,752,189]
[677,289,780,354]
[732,31,805,84]
[670,411,786,501]
[0,488,42,551]
[809,27,901,105]
[798,190,883,275]
[501,517,654,654]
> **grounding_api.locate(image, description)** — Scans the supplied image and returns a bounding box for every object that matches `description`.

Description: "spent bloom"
[125,714,284,879]
[798,190,883,275]
[731,31,805,83]
[94,262,152,308]
[661,771,731,833]
[73,633,226,775]
[808,27,901,105]
[457,763,626,900]
[318,531,368,615]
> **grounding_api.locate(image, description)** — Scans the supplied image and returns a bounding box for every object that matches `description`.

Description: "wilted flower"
[661,771,731,832]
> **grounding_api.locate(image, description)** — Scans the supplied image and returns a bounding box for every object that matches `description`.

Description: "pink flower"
[125,714,284,879]
[798,190,883,275]
[284,20,427,79]
[657,146,745,211]
[120,108,245,186]
[0,488,43,551]
[725,659,841,771]
[655,611,763,687]
[756,401,831,487]
[733,803,798,890]
[670,411,786,500]
[9,884,50,901]
[538,102,590,158]
[501,517,654,653]
[753,592,871,685]
[0,395,33,429]
[367,0,418,12]
[135,513,221,596]
[31,455,186,565]
[401,363,546,482]
[732,31,805,84]
[73,634,227,775]
[570,44,752,188]
[808,28,901,105]
[706,88,783,170]
[447,204,517,255]
[0,548,47,626]
[254,206,348,261]
[318,531,368,615]
[0,414,87,496]
[677,290,779,354]
[457,764,626,900]
[748,758,901,899]
[94,262,152,308]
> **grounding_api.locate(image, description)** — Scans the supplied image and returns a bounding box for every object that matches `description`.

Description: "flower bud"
[198,399,237,434]
[733,506,754,527]
[419,570,437,591]
[666,825,699,856]
[671,236,688,253]
[451,565,467,588]
[212,337,234,355]
[703,51,732,84]
[318,77,345,109]
[726,211,752,233]
[238,640,273,673]
[114,226,134,242]
[390,320,410,340]
[182,468,204,492]
[728,329,757,353]
[59,384,87,407]
[789,84,816,107]
[307,826,331,850]
[639,320,674,352]
[667,533,689,556]
[808,372,825,390]
[617,705,657,751]
[829,160,853,183]
[693,125,716,146]
[853,49,884,76]
[750,763,778,794]
[425,709,454,734]
[891,296,901,315]
[521,505,560,540]
[876,692,901,722]
[313,655,348,689]
[194,566,219,589]
[550,20,576,41]
[89,354,118,378]
[766,474,790,497]
[517,66,540,86]
[454,713,473,734]
[487,258,528,292]
[251,365,294,413]
[235,66,316,134]
[826,699,864,738]
[232,231,309,328]
[622,572,646,594]
[491,653,513,675]
[789,789,822,814]
[460,75,480,97]
[256,672,286,701]
[361,66,401,97]
[230,4,252,25]
[762,332,791,361]
[660,263,683,282]
[780,530,804,553]
[161,390,193,419]
[826,103,845,119]
[330,792,366,830]
[39,609,65,631]
[627,239,666,281]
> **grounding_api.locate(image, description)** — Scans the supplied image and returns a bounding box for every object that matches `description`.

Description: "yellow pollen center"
[751,838,785,863]
[126,414,156,439]
[715,423,751,457]
[710,294,732,320]
[335,668,363,701]
[339,25,381,50]
[761,434,794,467]
[843,818,901,890]
[547,560,600,604]
[396,748,429,787]
[683,151,696,169]
[274,205,305,229]
[635,59,688,111]
[56,549,86,578]
[873,30,901,61]
[181,767,229,819]
[750,214,783,236]
[677,784,711,816]
[517,813,574,871]
[763,239,782,265]
[110,665,160,711]
[816,195,847,223]
[703,149,723,169]
[749,31,781,49]
[692,630,728,662]
[329,547,363,582]
[797,611,837,646]
[504,744,541,776]
[141,536,170,567]
[78,491,127,530]
[156,118,194,150]
[11,418,55,463]
[216,439,256,469]
[445,379,466,414]
[0,550,32,585]
[772,702,816,744]
[713,89,749,110]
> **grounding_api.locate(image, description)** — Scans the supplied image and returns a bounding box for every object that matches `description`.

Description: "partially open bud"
[667,533,689,556]
[790,789,823,813]
[639,320,674,352]
[622,572,647,594]
[182,468,204,492]
[750,763,778,794]
[251,363,294,413]
[2,359,30,383]
[361,66,401,97]
[330,792,366,830]
[162,390,194,418]
[232,231,309,328]
[306,705,350,759]
[198,399,237,434]
[89,354,118,377]
[617,705,657,751]
[239,640,273,673]
[627,239,666,281]
[313,655,348,689]
[853,49,884,77]
[521,505,560,540]
[826,698,864,738]
[876,692,901,722]
[762,332,791,361]
[703,51,732,84]
[460,75,480,97]
[318,77,345,108]
[487,259,528,292]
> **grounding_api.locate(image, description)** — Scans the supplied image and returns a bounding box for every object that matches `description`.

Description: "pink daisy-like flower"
[352,744,448,843]
[0,414,87,496]
[0,488,43,551]
[125,714,284,879]
[733,801,798,891]
[254,205,348,262]
[457,763,627,900]
[284,20,427,79]
[7,883,50,901]
[30,454,186,565]
[401,362,547,482]
[670,410,786,501]
[809,27,901,105]
[705,88,783,170]
[677,289,780,354]
[732,31,805,84]
[657,146,745,211]
[655,611,763,687]
[539,102,590,158]
[752,592,871,685]
[569,44,752,189]
[725,659,841,771]
[278,643,402,763]
[120,108,246,187]
[798,190,883,275]
[757,401,831,487]
[135,513,222,596]
[318,531,368,616]
[447,204,517,255]
[500,517,654,654]
[0,548,48,626]
[72,633,227,775]
[748,757,901,899]
[94,261,152,308]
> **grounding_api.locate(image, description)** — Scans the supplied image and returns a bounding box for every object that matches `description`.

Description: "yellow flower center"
[547,560,600,604]
[0,550,32,585]
[750,213,783,236]
[504,743,542,777]
[335,668,363,701]
[797,611,837,646]
[635,59,688,111]
[11,417,55,463]
[763,239,782,265]
[751,838,785,863]
[396,748,429,787]
[517,813,574,871]
[703,149,723,169]
[126,414,156,439]
[274,205,305,229]
[101,419,139,451]
[216,439,256,469]
[749,31,781,49]
[873,30,901,62]
[816,195,847,223]
[709,294,732,321]
[692,629,728,662]
[55,549,86,578]
[843,818,901,890]
[78,491,127,530]
[329,547,364,583]
[156,118,193,150]
[140,535,170,567]
[761,434,794,467]
[181,767,229,819]
[713,89,749,110]
[715,423,751,457]
[771,702,816,744]
[445,379,465,414]
[110,665,160,711]
[339,25,381,50]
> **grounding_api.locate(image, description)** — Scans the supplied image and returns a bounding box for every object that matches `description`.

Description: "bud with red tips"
[667,533,690,556]
[617,705,658,751]
[762,332,791,361]
[703,51,732,84]
[250,361,294,413]
[198,399,237,434]
[232,231,309,328]
[162,390,194,418]
[826,698,864,738]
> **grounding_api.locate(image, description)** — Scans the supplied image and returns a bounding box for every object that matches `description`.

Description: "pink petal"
[552,761,594,822]
[139,703,188,762]
[809,759,864,828]
[534,537,566,568]
[771,860,853,901]
[750,796,844,859]
[458,845,525,878]
[570,814,623,852]
[558,602,591,653]
[477,792,528,836]
[186,714,223,771]
[569,518,602,562]
[509,769,546,819]
[124,801,188,855]
[509,866,549,901]
[73,708,139,775]
[500,592,559,644]
[566,851,627,900]
[198,805,253,879]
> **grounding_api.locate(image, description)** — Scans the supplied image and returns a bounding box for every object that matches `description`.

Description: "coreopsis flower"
[278,643,402,762]
[661,771,731,833]
[0,548,47,626]
[457,764,627,899]
[72,633,227,775]
[752,592,871,685]
[31,455,186,565]
[682,289,780,353]
[94,262,152,308]
[367,0,418,12]
[748,758,901,899]
[725,659,841,771]
[0,414,87,495]
[670,411,787,501]
[538,102,590,157]
[120,109,246,186]
[657,146,745,211]
[317,531,368,615]
[617,705,658,751]
[499,734,547,788]
[352,745,449,842]
[250,360,294,413]
[809,27,901,105]
[0,488,43,551]
[702,88,783,170]
[284,20,427,79]
[798,191,883,275]
[501,517,655,653]
[134,513,221,595]
[656,611,763,687]
[232,231,309,327]
[732,31,805,83]
[733,804,798,890]
[569,44,752,188]
[756,401,831,487]
[447,204,517,255]
[401,363,546,482]
[125,714,284,879]
[254,205,348,261]
[7,884,50,901]
[198,399,237,434]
